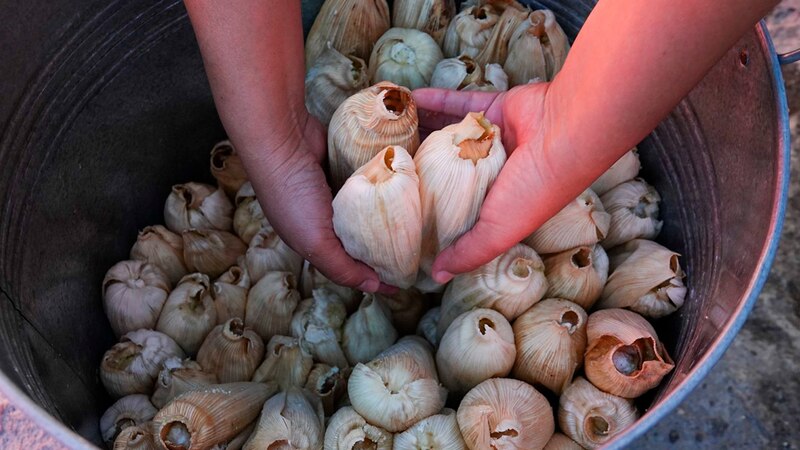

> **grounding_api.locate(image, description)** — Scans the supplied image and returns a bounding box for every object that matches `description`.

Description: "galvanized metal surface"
[0,0,792,448]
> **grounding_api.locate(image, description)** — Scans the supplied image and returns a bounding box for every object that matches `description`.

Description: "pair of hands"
[260,82,563,292]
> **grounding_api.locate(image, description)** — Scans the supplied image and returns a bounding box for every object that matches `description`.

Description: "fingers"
[413,88,503,126]
[303,233,384,293]
[431,217,518,283]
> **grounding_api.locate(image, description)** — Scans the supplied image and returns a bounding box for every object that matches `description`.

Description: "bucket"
[0,0,794,447]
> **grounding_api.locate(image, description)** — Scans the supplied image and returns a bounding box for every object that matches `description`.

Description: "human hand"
[414,83,597,284]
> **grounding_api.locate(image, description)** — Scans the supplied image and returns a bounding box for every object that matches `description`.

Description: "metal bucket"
[0,0,794,447]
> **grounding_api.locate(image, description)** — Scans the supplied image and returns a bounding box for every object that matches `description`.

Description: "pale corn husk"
[544,433,583,450]
[600,179,663,249]
[348,337,447,432]
[151,357,217,409]
[290,288,349,369]
[544,245,609,309]
[368,28,443,89]
[415,112,506,289]
[102,260,170,338]
[461,63,509,91]
[299,261,361,313]
[473,6,530,67]
[324,406,393,450]
[598,239,686,318]
[332,146,422,288]
[558,377,638,449]
[584,309,674,398]
[438,243,547,338]
[164,182,233,233]
[197,319,265,383]
[328,82,420,190]
[210,140,247,199]
[436,309,515,393]
[130,225,188,286]
[457,378,554,450]
[343,294,398,364]
[377,287,426,335]
[113,423,159,450]
[393,0,456,46]
[306,363,350,416]
[155,273,218,355]
[182,229,247,278]
[233,182,270,244]
[218,263,250,288]
[417,307,441,348]
[212,277,248,325]
[505,9,569,85]
[524,189,611,254]
[244,271,301,340]
[100,329,185,398]
[305,0,391,69]
[393,409,466,449]
[245,227,303,283]
[153,382,276,450]
[306,47,370,126]
[590,149,641,196]
[251,335,314,390]
[211,422,256,450]
[243,388,325,450]
[100,395,157,447]
[442,6,499,58]
[511,299,587,395]
[430,55,483,89]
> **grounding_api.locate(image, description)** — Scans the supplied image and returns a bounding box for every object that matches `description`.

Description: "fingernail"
[357,279,380,293]
[433,270,454,284]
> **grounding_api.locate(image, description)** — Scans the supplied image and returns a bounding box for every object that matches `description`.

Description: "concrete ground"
[635,1,800,448]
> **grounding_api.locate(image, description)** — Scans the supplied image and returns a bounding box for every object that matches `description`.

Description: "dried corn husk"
[102,260,170,338]
[245,271,301,340]
[243,388,324,450]
[438,243,547,338]
[164,182,233,233]
[305,363,349,416]
[130,225,188,286]
[461,63,509,91]
[182,229,247,278]
[197,319,265,383]
[290,288,349,369]
[393,0,456,46]
[377,287,426,335]
[212,267,248,324]
[417,307,441,348]
[393,409,466,449]
[558,377,638,449]
[150,357,217,409]
[524,189,611,254]
[544,433,583,450]
[299,261,361,313]
[590,149,640,196]
[430,55,483,89]
[156,273,217,355]
[473,6,530,67]
[233,182,270,244]
[442,5,499,58]
[600,179,663,249]
[306,46,370,126]
[113,423,159,450]
[100,330,185,398]
[100,395,158,447]
[343,294,398,364]
[328,82,420,190]
[210,140,247,198]
[324,406,393,450]
[544,245,608,309]
[505,9,569,85]
[369,28,444,89]
[251,335,314,390]
[245,227,303,282]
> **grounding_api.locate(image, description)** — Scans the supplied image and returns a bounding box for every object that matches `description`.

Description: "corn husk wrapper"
[328,82,420,190]
[102,260,170,338]
[584,309,674,398]
[368,28,443,90]
[590,149,640,196]
[299,261,361,313]
[543,433,584,450]
[393,409,466,449]
[544,245,608,310]
[244,271,301,341]
[393,0,456,46]
[415,112,506,290]
[290,288,350,369]
[100,330,185,399]
[197,319,265,383]
[598,239,686,318]
[461,63,509,91]
[101,395,158,447]
[524,189,611,254]
[212,422,256,450]
[442,5,500,58]
[182,229,247,279]
[245,227,303,283]
[505,9,570,85]
[155,273,218,355]
[251,335,314,390]
[417,307,441,348]
[306,46,370,126]
[150,357,217,409]
[348,337,447,432]
[130,225,188,286]
[377,287,426,335]
[558,377,639,449]
[512,299,587,395]
[438,243,547,338]
[212,266,248,324]
[436,309,515,393]
[233,182,270,244]
[332,146,422,288]
[305,363,350,416]
[210,140,247,199]
[164,182,233,233]
[473,6,530,67]
[431,56,508,92]
[457,378,554,450]
[600,179,663,249]
[153,382,276,450]
[243,388,325,450]
[324,406,393,450]
[305,0,390,69]
[343,294,398,364]
[113,422,160,450]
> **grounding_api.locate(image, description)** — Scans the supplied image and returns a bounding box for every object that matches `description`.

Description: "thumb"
[412,88,503,130]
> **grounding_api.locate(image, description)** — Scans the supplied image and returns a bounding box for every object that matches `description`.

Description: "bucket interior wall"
[0,0,782,447]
